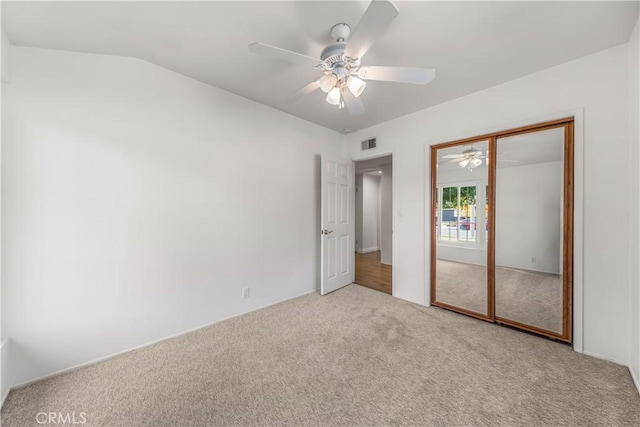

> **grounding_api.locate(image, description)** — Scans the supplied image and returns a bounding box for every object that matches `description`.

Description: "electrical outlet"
[531,256,537,263]
[242,287,250,299]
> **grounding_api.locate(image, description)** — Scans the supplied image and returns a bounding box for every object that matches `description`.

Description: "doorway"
[354,155,392,294]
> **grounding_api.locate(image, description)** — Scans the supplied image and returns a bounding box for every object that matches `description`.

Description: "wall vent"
[361,138,377,150]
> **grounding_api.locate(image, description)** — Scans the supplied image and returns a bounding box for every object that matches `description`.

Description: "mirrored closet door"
[431,139,491,319]
[430,118,573,342]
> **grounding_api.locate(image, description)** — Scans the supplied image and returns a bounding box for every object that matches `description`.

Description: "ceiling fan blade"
[288,80,321,102]
[358,66,436,85]
[442,154,463,159]
[344,0,399,60]
[248,42,320,67]
[342,88,365,115]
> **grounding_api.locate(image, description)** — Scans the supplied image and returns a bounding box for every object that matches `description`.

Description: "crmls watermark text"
[36,412,87,425]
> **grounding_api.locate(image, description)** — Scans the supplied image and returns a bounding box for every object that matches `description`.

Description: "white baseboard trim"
[357,246,379,254]
[8,287,319,391]
[630,366,640,394]
[380,261,392,266]
[1,338,9,409]
[583,350,627,367]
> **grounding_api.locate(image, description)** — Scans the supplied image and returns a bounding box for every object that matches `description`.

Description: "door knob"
[322,229,334,235]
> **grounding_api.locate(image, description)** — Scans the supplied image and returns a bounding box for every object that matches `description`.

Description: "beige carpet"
[2,285,639,426]
[495,265,562,332]
[435,259,489,315]
[436,259,562,333]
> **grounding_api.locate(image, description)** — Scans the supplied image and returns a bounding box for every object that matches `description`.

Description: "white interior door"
[321,157,355,295]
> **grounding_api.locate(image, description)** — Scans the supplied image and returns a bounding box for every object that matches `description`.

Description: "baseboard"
[380,261,392,266]
[497,265,561,275]
[630,366,640,394]
[582,350,627,367]
[437,258,486,267]
[9,287,319,391]
[1,338,9,409]
[357,246,379,254]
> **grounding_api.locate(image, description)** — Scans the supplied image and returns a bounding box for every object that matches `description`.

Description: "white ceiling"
[2,1,638,133]
[496,127,564,168]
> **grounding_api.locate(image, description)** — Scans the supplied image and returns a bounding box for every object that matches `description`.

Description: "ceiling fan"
[442,147,487,170]
[442,147,519,170]
[248,0,435,115]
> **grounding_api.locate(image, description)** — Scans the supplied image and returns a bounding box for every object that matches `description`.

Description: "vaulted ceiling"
[2,1,638,133]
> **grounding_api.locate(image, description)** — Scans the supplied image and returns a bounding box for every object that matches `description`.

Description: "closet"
[430,118,573,342]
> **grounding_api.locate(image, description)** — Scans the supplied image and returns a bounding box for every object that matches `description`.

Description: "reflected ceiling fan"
[442,147,518,170]
[248,0,435,115]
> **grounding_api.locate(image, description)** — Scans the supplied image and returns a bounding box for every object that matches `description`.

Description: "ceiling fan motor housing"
[321,23,359,73]
[321,42,348,68]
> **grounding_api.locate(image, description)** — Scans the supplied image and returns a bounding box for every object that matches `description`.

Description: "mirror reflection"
[435,140,489,316]
[495,128,564,333]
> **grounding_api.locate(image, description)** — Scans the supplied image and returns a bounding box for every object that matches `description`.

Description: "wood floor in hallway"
[355,250,392,294]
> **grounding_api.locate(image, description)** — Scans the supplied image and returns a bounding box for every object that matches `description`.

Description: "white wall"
[379,164,392,264]
[0,30,6,405]
[1,31,10,83]
[347,44,631,365]
[628,18,640,389]
[1,46,345,387]
[495,161,563,274]
[360,174,380,253]
[437,245,486,266]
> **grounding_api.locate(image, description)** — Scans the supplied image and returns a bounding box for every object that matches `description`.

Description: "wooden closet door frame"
[430,117,574,342]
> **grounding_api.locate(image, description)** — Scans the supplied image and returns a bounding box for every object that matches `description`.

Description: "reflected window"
[437,183,479,244]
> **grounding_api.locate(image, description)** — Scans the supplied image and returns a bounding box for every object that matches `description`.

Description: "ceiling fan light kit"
[347,76,367,97]
[442,147,487,171]
[319,73,338,93]
[248,0,435,116]
[326,87,342,106]
[457,157,483,170]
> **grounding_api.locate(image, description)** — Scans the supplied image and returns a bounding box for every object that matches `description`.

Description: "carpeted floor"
[435,259,562,333]
[435,259,489,315]
[495,265,562,332]
[2,284,639,426]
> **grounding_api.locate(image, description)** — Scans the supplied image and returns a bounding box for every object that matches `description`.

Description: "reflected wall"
[495,127,565,334]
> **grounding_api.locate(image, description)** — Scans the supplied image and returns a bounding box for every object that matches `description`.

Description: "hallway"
[355,251,392,294]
